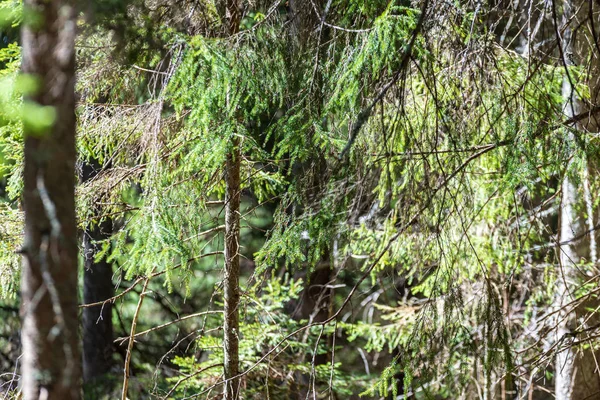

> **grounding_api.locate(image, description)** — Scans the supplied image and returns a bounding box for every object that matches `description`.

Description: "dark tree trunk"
[288,0,321,45]
[82,224,114,387]
[223,4,241,399]
[20,1,80,399]
[81,163,114,389]
[223,137,241,400]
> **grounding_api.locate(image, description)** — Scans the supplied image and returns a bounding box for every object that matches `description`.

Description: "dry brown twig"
[121,276,150,400]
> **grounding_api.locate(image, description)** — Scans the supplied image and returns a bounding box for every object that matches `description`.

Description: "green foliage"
[0,1,21,298]
[327,4,424,117]
[3,0,600,398]
[0,203,20,298]
[0,0,20,29]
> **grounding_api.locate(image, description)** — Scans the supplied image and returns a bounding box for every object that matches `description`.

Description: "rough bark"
[81,161,114,388]
[288,0,321,45]
[226,0,240,36]
[19,1,80,399]
[222,3,241,398]
[223,137,241,400]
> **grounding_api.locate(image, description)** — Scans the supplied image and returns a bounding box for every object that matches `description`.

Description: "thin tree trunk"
[582,164,596,265]
[223,3,241,399]
[554,17,579,398]
[19,1,80,399]
[223,137,241,400]
[555,161,578,400]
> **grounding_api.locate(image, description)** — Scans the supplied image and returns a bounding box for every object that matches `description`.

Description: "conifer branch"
[338,0,430,160]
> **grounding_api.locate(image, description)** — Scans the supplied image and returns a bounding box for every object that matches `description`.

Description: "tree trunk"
[20,1,80,399]
[82,223,113,385]
[223,137,241,400]
[223,3,241,399]
[554,3,581,397]
[554,168,578,400]
[554,49,578,400]
[81,162,114,389]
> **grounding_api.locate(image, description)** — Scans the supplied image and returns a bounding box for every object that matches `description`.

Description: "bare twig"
[115,310,223,343]
[79,251,223,309]
[121,277,150,400]
[162,363,223,399]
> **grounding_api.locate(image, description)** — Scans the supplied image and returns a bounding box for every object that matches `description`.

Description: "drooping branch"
[338,0,430,160]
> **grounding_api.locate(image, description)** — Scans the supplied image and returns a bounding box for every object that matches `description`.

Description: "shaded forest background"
[1,0,600,399]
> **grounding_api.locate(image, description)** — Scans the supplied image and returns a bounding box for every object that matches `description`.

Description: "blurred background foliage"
[2,0,600,399]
